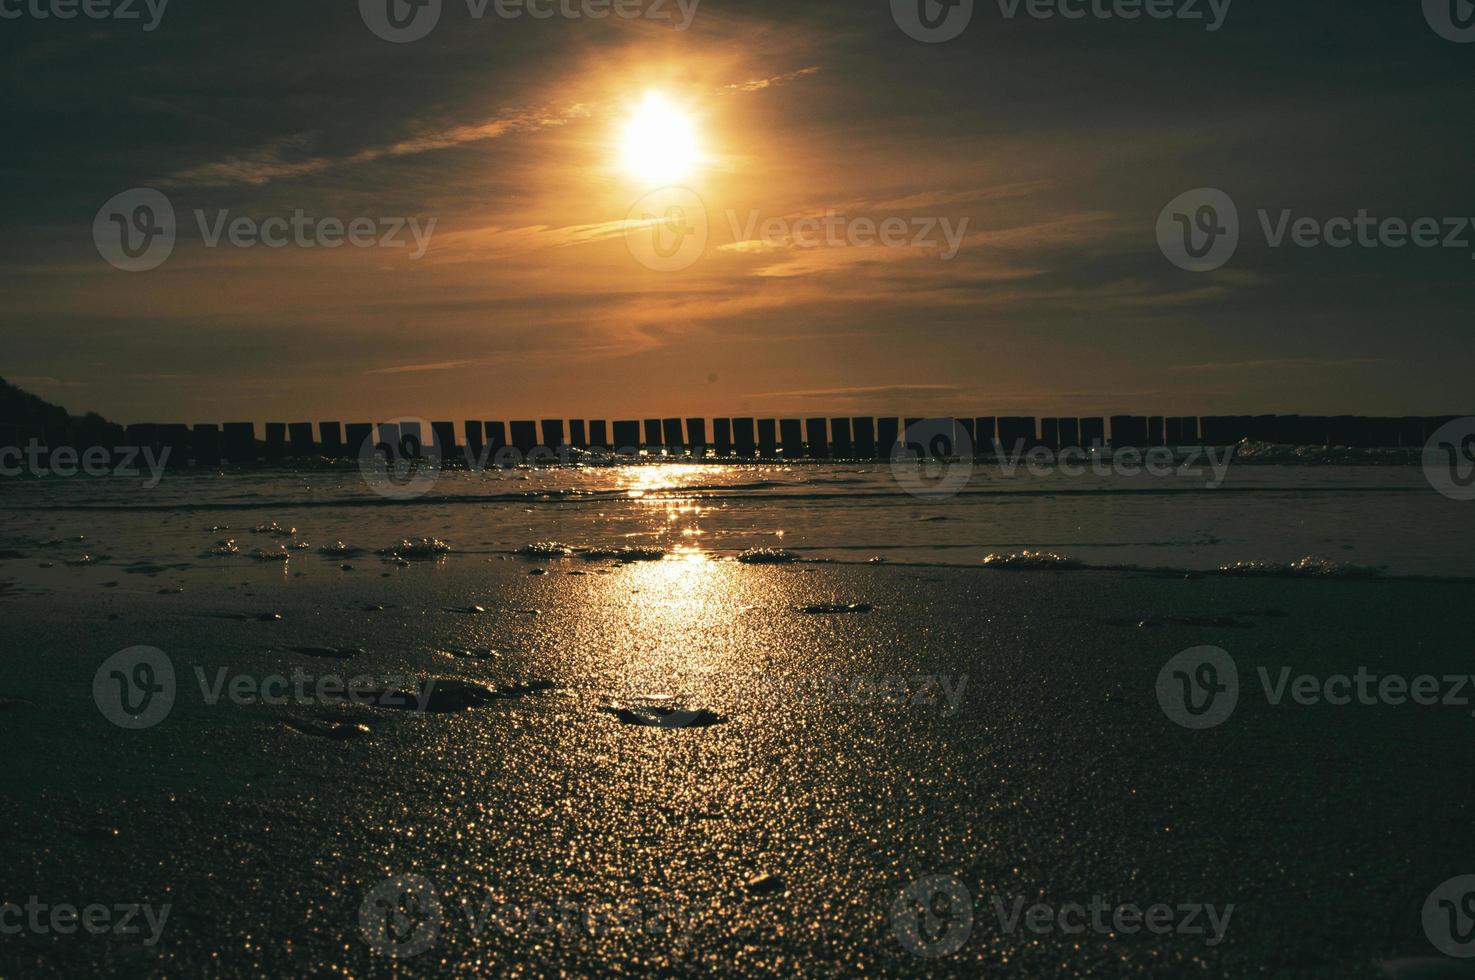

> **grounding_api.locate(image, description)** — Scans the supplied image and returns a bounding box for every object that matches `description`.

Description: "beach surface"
[2,525,1473,977]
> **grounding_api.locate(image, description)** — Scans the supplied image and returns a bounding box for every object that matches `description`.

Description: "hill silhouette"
[0,377,119,444]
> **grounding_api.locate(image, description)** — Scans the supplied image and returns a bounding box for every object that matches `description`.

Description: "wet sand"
[2,549,1473,977]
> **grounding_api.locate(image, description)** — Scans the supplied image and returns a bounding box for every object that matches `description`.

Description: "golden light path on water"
[615,463,728,565]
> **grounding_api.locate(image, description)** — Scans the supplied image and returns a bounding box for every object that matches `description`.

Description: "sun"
[619,92,701,184]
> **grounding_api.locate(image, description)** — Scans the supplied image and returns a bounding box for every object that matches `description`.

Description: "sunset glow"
[619,92,701,183]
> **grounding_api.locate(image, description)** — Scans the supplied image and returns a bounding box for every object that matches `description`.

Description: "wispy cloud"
[164,104,591,187]
[1170,357,1389,373]
[746,384,961,400]
[725,66,820,93]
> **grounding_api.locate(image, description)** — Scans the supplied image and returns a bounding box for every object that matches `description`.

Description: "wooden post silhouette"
[588,420,608,449]
[757,419,778,457]
[342,423,371,458]
[877,418,899,459]
[464,421,484,460]
[712,418,732,456]
[399,420,424,457]
[779,418,803,457]
[612,420,641,454]
[643,419,662,451]
[1080,417,1105,450]
[686,418,707,456]
[998,418,1035,453]
[1148,417,1165,447]
[191,424,221,466]
[1110,416,1148,448]
[974,417,997,454]
[160,424,191,467]
[265,423,286,460]
[376,422,400,457]
[222,423,255,463]
[288,422,315,456]
[853,417,876,458]
[662,418,684,454]
[733,418,757,457]
[1040,418,1060,451]
[569,419,588,449]
[1058,418,1079,450]
[805,418,828,458]
[319,422,345,457]
[510,421,537,455]
[540,419,565,452]
[432,421,458,458]
[831,417,853,457]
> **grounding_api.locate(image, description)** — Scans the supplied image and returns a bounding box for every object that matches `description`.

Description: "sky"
[2,0,1473,425]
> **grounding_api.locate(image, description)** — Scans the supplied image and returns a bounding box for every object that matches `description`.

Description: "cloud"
[1169,357,1389,373]
[164,104,591,187]
[724,66,820,93]
[745,384,961,401]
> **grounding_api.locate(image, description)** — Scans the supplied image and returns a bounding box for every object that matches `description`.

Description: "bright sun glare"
[619,92,700,183]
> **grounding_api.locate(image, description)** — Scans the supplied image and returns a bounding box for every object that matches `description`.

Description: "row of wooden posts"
[0,413,1459,466]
